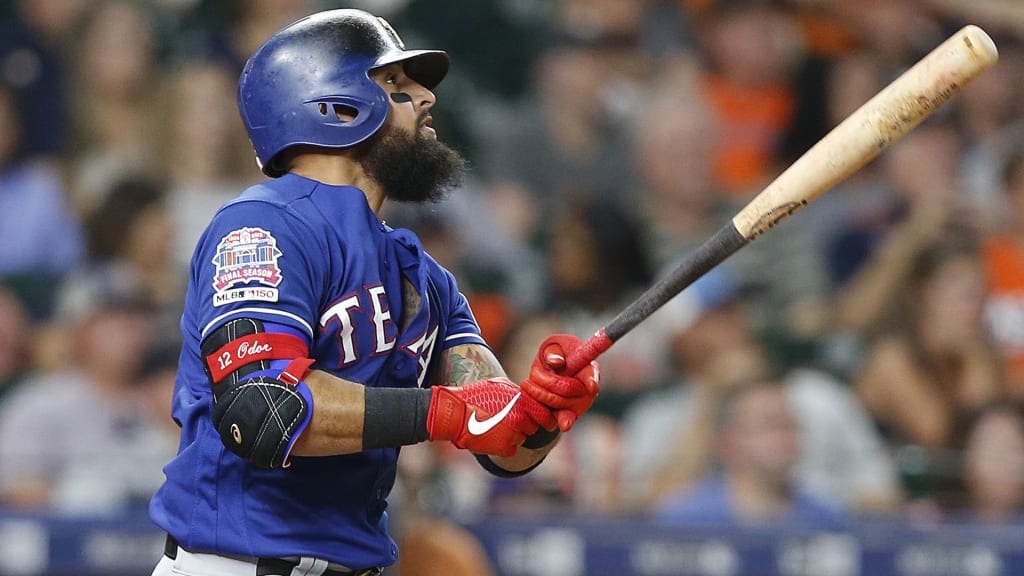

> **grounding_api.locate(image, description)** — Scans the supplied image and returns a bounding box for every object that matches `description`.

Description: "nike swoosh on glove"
[426,377,557,457]
[519,334,600,432]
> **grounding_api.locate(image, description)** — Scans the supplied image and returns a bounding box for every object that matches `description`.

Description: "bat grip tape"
[564,329,613,375]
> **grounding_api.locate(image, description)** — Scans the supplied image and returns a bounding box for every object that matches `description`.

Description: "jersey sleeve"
[191,199,326,344]
[436,265,487,349]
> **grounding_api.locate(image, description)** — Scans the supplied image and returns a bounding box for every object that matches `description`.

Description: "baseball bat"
[564,24,999,375]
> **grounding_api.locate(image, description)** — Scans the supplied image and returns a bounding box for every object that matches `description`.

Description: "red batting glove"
[426,378,557,457]
[519,334,601,432]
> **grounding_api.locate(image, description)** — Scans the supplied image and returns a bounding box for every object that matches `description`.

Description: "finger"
[523,377,589,407]
[518,394,556,430]
[541,342,567,371]
[528,377,587,404]
[520,399,552,430]
[520,406,558,432]
[557,411,576,432]
[527,366,561,388]
[546,375,590,397]
[519,380,574,409]
[521,420,539,436]
[583,362,601,396]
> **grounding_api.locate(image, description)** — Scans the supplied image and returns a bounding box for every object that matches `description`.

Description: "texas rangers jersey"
[149,173,486,568]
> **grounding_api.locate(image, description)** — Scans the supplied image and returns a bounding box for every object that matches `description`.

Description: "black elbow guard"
[201,318,314,469]
[211,375,311,469]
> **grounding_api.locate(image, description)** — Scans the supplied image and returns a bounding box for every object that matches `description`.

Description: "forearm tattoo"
[441,344,505,385]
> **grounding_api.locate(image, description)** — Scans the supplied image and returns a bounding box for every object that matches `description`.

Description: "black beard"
[356,120,466,203]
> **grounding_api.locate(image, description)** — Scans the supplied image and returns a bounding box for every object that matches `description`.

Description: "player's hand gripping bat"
[563,24,1000,375]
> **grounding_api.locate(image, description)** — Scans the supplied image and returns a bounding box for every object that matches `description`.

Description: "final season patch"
[211,227,283,307]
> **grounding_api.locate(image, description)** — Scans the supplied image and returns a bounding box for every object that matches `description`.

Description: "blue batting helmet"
[237,9,450,177]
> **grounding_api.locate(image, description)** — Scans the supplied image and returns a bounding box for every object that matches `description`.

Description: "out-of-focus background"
[1,0,1023,574]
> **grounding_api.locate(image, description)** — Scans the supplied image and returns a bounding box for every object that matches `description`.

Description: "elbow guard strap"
[204,331,309,383]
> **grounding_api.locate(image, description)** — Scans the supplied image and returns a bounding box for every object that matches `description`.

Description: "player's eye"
[385,74,398,85]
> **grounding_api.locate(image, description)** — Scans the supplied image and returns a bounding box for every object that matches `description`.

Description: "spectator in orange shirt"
[698,0,804,199]
[983,150,1024,400]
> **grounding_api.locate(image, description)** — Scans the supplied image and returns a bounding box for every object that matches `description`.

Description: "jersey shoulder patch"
[211,226,284,307]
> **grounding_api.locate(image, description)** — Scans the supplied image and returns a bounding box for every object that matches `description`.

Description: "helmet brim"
[374,50,450,90]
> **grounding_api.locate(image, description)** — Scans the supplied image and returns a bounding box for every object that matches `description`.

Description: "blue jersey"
[149,173,486,568]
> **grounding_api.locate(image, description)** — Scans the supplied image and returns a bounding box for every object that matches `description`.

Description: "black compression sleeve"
[362,387,433,449]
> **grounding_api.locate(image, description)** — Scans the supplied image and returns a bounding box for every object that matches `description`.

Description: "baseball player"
[149,9,599,576]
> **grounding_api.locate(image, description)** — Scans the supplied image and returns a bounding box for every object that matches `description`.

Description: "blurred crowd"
[1,0,1024,540]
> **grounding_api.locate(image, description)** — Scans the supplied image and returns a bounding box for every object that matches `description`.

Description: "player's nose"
[409,82,436,111]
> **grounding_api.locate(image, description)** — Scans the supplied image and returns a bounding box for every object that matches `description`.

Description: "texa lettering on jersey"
[320,284,397,362]
[319,283,440,387]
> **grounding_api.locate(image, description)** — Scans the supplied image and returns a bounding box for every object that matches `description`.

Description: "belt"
[165,535,383,576]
